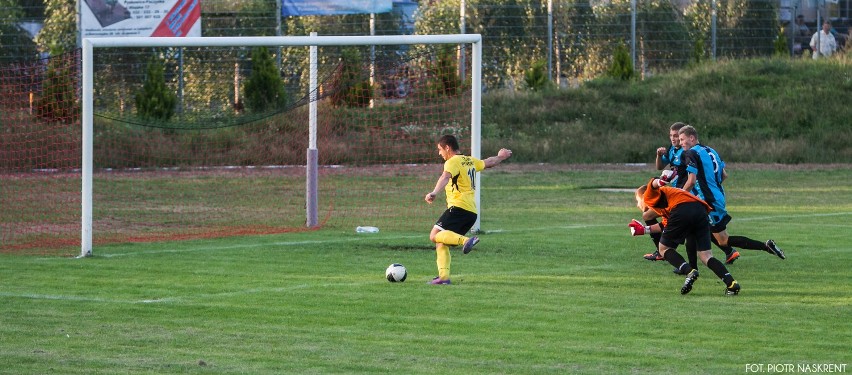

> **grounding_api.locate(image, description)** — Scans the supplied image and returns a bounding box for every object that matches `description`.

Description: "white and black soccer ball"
[385,263,407,282]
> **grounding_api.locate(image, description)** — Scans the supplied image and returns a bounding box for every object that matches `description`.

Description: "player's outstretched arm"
[483,148,512,168]
[628,219,649,235]
[629,219,663,236]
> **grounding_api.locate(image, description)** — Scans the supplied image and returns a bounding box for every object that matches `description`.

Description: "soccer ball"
[385,263,407,282]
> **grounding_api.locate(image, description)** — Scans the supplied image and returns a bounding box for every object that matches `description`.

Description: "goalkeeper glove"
[629,219,650,236]
[660,169,676,183]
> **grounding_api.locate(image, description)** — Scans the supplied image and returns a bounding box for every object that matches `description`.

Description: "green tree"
[330,47,372,108]
[135,56,177,121]
[690,38,707,67]
[557,0,598,80]
[243,46,287,112]
[558,0,690,81]
[281,11,404,93]
[470,0,546,89]
[35,0,76,54]
[36,52,79,123]
[0,0,39,63]
[719,0,777,58]
[203,0,278,37]
[587,0,633,78]
[426,44,462,97]
[773,27,789,57]
[0,0,24,27]
[524,60,551,91]
[416,0,545,89]
[635,0,692,71]
[606,43,635,81]
[685,0,778,59]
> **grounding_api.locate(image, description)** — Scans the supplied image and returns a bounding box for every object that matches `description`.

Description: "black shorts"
[660,201,712,251]
[710,214,732,233]
[435,206,478,235]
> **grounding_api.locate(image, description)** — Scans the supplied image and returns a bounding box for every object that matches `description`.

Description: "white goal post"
[81,34,483,257]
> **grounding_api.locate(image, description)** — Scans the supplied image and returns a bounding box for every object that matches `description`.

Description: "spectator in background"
[810,21,838,59]
[829,22,848,49]
[795,15,810,35]
[793,15,811,55]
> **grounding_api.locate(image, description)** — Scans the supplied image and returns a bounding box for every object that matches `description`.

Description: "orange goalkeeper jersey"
[642,178,712,219]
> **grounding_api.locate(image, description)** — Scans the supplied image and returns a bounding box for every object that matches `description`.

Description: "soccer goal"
[0,34,484,257]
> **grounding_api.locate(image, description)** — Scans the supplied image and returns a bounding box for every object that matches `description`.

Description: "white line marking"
[0,293,113,303]
[0,282,378,304]
[97,234,424,258]
[32,211,852,260]
[733,212,852,221]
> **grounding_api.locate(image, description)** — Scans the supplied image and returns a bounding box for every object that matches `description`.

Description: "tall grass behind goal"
[0,35,482,256]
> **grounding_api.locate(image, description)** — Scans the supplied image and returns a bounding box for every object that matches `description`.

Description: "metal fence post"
[548,0,553,82]
[631,0,637,72]
[712,0,718,61]
[460,0,466,80]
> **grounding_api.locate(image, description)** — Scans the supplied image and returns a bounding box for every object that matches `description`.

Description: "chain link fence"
[2,0,847,90]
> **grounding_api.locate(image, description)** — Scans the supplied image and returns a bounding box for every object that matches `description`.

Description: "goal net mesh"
[1,43,472,255]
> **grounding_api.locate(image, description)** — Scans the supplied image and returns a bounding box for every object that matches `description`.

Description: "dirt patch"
[2,163,848,180]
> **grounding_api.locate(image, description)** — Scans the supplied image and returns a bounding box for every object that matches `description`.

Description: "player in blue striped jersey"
[678,125,786,263]
[656,122,687,188]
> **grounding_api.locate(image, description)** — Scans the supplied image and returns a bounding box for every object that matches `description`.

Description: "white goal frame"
[81,34,483,257]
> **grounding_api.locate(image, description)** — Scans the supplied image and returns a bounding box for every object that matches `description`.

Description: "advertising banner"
[282,0,392,16]
[81,0,201,38]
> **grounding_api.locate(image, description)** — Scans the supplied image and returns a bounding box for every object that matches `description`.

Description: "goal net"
[0,51,82,254]
[0,35,482,257]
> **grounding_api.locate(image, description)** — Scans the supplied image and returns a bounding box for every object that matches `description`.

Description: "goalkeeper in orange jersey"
[424,135,512,285]
[630,177,741,295]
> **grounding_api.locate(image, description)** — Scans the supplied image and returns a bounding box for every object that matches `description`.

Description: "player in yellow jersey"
[424,135,512,285]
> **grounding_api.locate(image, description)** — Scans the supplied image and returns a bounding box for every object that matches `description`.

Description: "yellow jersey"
[443,154,485,213]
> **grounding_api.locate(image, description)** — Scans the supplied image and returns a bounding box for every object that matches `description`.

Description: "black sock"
[706,257,734,285]
[663,249,689,273]
[711,236,734,257]
[685,240,698,270]
[729,236,768,251]
[646,219,661,248]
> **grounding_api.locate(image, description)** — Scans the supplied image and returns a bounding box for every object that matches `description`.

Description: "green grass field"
[1,165,850,374]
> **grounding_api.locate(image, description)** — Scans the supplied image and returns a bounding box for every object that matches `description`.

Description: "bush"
[425,44,462,97]
[330,48,372,108]
[774,27,790,57]
[135,56,177,121]
[243,46,287,112]
[690,38,707,67]
[606,44,634,81]
[36,54,79,123]
[524,60,551,91]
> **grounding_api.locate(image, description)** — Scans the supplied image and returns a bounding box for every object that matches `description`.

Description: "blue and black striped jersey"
[683,144,726,209]
[662,146,685,188]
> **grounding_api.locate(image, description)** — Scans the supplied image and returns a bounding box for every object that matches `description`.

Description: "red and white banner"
[81,0,201,38]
